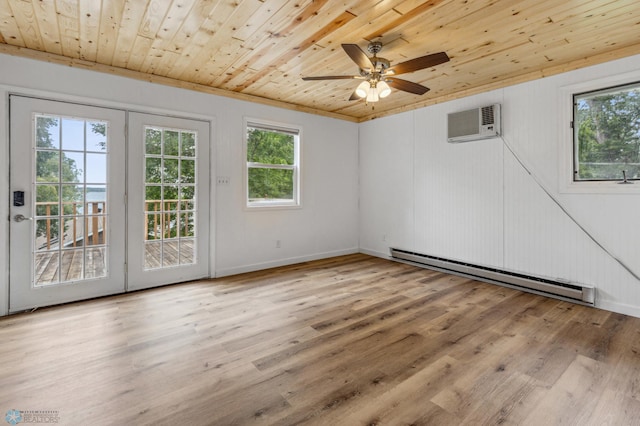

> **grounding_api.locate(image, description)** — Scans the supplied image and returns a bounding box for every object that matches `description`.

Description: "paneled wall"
[360,54,640,317]
[413,101,504,267]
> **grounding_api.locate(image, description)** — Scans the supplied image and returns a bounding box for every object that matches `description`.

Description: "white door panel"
[127,113,210,290]
[9,96,126,312]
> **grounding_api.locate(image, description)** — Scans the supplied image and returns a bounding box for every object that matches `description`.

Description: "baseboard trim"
[214,248,360,278]
[597,299,640,319]
[358,247,391,259]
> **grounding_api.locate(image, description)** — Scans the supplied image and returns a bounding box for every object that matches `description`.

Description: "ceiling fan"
[302,41,450,103]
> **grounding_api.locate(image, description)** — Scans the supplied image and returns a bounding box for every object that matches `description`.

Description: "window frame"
[572,82,640,183]
[244,117,302,209]
[559,70,640,194]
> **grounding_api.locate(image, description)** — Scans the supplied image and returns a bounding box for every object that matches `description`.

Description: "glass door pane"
[33,115,109,285]
[143,127,197,269]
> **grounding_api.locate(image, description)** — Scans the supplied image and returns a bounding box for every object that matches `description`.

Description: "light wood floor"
[1,254,639,425]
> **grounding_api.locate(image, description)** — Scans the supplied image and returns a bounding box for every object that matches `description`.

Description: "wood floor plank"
[340,355,462,425]
[1,253,640,425]
[520,354,606,424]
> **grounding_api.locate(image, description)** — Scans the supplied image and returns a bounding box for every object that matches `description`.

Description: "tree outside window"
[246,121,300,207]
[35,116,105,246]
[574,83,640,181]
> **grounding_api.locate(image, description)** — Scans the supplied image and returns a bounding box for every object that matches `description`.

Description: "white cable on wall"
[499,134,640,283]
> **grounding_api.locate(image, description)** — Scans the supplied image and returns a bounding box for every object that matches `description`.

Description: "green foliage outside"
[144,128,196,240]
[246,127,295,201]
[35,117,86,241]
[575,87,640,180]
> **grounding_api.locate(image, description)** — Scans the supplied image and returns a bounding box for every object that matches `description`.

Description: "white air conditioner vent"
[448,104,501,143]
[481,106,495,126]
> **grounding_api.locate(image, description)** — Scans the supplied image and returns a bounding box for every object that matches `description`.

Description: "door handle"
[14,214,33,222]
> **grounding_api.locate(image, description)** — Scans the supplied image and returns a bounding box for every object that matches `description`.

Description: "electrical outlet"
[216,176,230,185]
[276,240,281,248]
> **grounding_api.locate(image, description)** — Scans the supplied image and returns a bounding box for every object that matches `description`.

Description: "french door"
[9,96,126,311]
[9,97,210,312]
[127,113,210,290]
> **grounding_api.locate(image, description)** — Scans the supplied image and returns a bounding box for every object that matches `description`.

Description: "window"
[574,82,640,182]
[245,120,301,208]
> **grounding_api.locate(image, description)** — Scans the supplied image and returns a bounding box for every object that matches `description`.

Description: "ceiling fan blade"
[302,75,359,81]
[387,52,449,75]
[348,91,361,101]
[387,78,430,95]
[342,44,374,70]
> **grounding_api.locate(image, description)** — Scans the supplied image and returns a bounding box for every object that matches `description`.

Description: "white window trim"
[243,117,302,210]
[559,70,640,194]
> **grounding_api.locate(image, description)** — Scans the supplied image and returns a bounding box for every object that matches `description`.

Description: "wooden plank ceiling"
[1,0,639,122]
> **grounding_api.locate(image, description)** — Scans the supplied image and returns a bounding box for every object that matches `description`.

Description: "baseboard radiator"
[390,248,595,306]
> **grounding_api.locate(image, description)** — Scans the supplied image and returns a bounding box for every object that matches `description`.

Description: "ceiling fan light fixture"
[366,86,379,103]
[355,81,370,98]
[378,80,391,98]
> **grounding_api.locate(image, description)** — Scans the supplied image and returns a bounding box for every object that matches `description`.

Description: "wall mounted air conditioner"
[447,104,501,143]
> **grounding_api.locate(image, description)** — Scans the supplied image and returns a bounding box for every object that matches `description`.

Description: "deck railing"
[36,199,191,249]
[35,201,106,250]
[144,200,192,240]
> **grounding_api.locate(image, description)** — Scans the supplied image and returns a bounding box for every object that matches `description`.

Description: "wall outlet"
[276,240,281,248]
[216,176,230,185]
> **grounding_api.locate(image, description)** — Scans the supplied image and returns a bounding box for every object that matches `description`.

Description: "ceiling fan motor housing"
[366,42,390,72]
[373,58,390,72]
[367,41,383,55]
[360,58,389,75]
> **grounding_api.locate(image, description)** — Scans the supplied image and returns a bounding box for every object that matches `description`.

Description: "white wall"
[360,54,640,318]
[213,102,359,276]
[4,50,640,319]
[0,54,359,315]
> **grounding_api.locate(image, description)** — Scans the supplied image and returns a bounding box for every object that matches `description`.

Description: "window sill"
[560,180,640,194]
[245,201,302,211]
